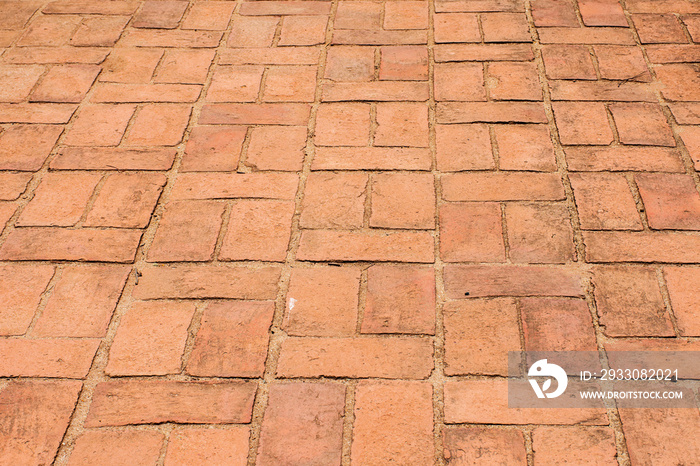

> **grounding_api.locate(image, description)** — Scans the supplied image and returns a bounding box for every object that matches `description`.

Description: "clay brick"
[542,45,597,80]
[481,12,530,42]
[0,1,41,29]
[186,301,274,377]
[52,147,176,171]
[257,383,345,466]
[335,2,382,29]
[106,301,195,376]
[609,103,675,146]
[313,147,431,170]
[33,265,130,338]
[594,46,650,81]
[332,29,427,46]
[206,65,264,102]
[100,48,163,83]
[70,16,130,46]
[228,16,278,47]
[442,172,565,201]
[64,104,135,146]
[225,48,324,67]
[170,173,299,200]
[0,338,99,378]
[385,1,428,30]
[443,298,520,376]
[277,337,433,378]
[552,102,613,145]
[434,62,486,101]
[92,83,202,103]
[322,81,430,101]
[538,27,635,45]
[569,173,643,230]
[315,103,370,146]
[0,174,32,200]
[584,231,700,263]
[296,230,435,262]
[0,264,54,335]
[156,49,215,84]
[579,0,628,26]
[633,14,687,43]
[3,47,110,65]
[375,102,429,147]
[435,0,525,13]
[246,126,307,171]
[263,65,317,102]
[370,173,434,229]
[300,172,367,229]
[565,146,684,172]
[352,381,433,465]
[440,202,505,262]
[86,380,257,427]
[521,297,597,352]
[285,267,361,336]
[181,126,246,172]
[17,15,80,46]
[70,430,164,466]
[437,102,547,123]
[443,427,527,464]
[670,103,700,124]
[494,124,556,171]
[30,64,99,103]
[435,124,494,171]
[434,13,480,43]
[182,1,235,30]
[0,202,15,232]
[645,44,700,64]
[592,266,674,336]
[533,427,617,465]
[636,173,700,230]
[488,61,542,101]
[548,80,656,102]
[148,200,225,262]
[165,428,249,466]
[278,15,328,46]
[132,1,187,29]
[0,102,76,124]
[325,46,375,81]
[220,200,295,261]
[664,267,700,336]
[531,0,579,27]
[379,46,428,81]
[655,64,700,101]
[679,126,700,170]
[434,43,534,61]
[506,203,575,264]
[126,104,191,146]
[240,1,331,16]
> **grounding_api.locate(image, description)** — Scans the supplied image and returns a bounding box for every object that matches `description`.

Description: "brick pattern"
[0,0,699,464]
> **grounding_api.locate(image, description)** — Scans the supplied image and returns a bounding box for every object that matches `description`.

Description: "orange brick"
[481,12,531,42]
[296,230,435,262]
[506,203,575,264]
[181,126,246,172]
[434,43,534,61]
[94,81,202,102]
[206,65,264,102]
[436,124,494,171]
[384,1,428,29]
[538,26,635,45]
[278,15,328,46]
[313,147,431,170]
[240,1,331,16]
[664,267,700,336]
[609,103,675,146]
[335,2,382,29]
[0,338,99,378]
[655,64,700,101]
[30,64,99,103]
[542,45,597,80]
[633,14,687,43]
[100,48,163,83]
[0,2,41,29]
[579,0,627,26]
[494,124,556,171]
[85,173,166,228]
[595,46,650,81]
[0,264,54,336]
[156,49,215,84]
[565,146,683,172]
[370,172,434,229]
[64,104,135,146]
[71,16,129,46]
[165,428,249,466]
[17,15,79,46]
[322,81,429,101]
[246,126,307,171]
[531,0,579,27]
[375,102,429,146]
[569,173,643,230]
[52,147,176,171]
[434,62,486,101]
[118,29,224,48]
[584,231,700,263]
[315,103,370,146]
[443,427,527,464]
[521,297,597,353]
[620,409,700,465]
[437,101,547,123]
[548,79,656,102]
[379,46,428,81]
[533,427,617,465]
[228,16,278,47]
[440,202,505,262]
[442,172,565,201]
[170,173,299,200]
[263,65,317,102]
[186,301,274,377]
[488,61,542,101]
[182,1,235,30]
[552,102,614,145]
[3,46,109,65]
[300,172,367,229]
[636,173,700,230]
[0,202,16,232]
[680,126,700,170]
[325,46,375,81]
[132,0,187,29]
[434,13,480,43]
[0,124,63,170]
[332,29,427,46]
[70,430,164,466]
[126,104,191,146]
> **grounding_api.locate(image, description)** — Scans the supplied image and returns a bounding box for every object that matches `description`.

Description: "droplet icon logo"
[528,359,568,399]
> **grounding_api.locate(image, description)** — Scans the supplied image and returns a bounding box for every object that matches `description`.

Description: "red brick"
[481,12,530,42]
[106,301,195,376]
[246,126,307,171]
[0,1,41,29]
[133,265,281,300]
[85,173,165,228]
[0,227,142,262]
[548,80,656,102]
[436,124,494,171]
[592,266,674,336]
[228,16,278,47]
[17,15,80,46]
[684,15,700,41]
[494,124,556,171]
[375,102,429,146]
[33,265,130,338]
[149,200,224,262]
[165,428,249,466]
[64,104,135,146]
[70,430,164,466]
[100,48,163,83]
[363,265,435,335]
[0,203,16,232]
[636,173,700,230]
[352,381,433,465]
[434,43,534,61]
[656,64,700,101]
[444,264,585,298]
[0,380,81,465]
[664,267,700,336]
[538,27,635,45]
[488,61,542,101]
[86,380,257,427]
[646,44,700,63]
[332,29,427,46]
[240,1,331,16]
[181,126,246,172]
[182,1,235,30]
[569,173,642,230]
[156,49,215,84]
[542,45,596,80]
[506,203,575,264]
[220,200,295,261]
[370,173,434,229]
[594,46,650,81]
[186,301,274,377]
[335,1,382,29]
[315,103,370,145]
[323,81,430,101]
[609,103,675,146]
[434,13,480,43]
[521,297,596,351]
[18,172,101,227]
[385,1,428,29]
[325,46,375,81]
[277,336,433,378]
[565,146,684,172]
[132,0,188,29]
[379,46,428,81]
[443,427,527,464]
[440,202,505,262]
[434,62,486,101]
[170,173,299,200]
[70,16,129,46]
[52,147,176,171]
[435,0,524,13]
[313,147,431,170]
[584,231,700,263]
[437,102,547,123]
[300,172,367,229]
[0,338,98,378]
[444,298,520,376]
[206,65,263,102]
[620,409,700,465]
[634,14,687,43]
[0,102,76,124]
[552,102,613,145]
[442,172,565,201]
[533,427,617,465]
[579,0,628,26]
[126,104,191,146]
[263,65,317,102]
[531,0,579,27]
[225,49,325,66]
[30,64,99,103]
[3,46,109,65]
[0,264,54,335]
[257,383,345,466]
[92,83,201,103]
[279,15,328,46]
[670,103,700,124]
[297,230,435,262]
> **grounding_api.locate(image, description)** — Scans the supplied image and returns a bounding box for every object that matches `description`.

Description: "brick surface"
[0,124,63,170]
[609,102,675,146]
[533,427,618,465]
[440,202,505,262]
[181,126,246,172]
[664,267,700,336]
[370,172,435,229]
[570,173,643,230]
[300,172,367,229]
[620,409,700,465]
[635,173,700,230]
[0,264,55,335]
[18,172,101,226]
[505,203,575,264]
[69,430,164,466]
[443,427,527,464]
[0,338,99,378]
[165,428,249,466]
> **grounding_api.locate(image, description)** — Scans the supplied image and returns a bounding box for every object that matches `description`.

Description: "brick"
[156,50,215,84]
[70,430,164,466]
[645,45,700,63]
[17,172,100,227]
[680,126,700,169]
[443,298,520,376]
[332,29,427,46]
[220,200,295,261]
[352,381,433,465]
[228,16,278,47]
[263,65,317,102]
[70,16,129,46]
[363,265,435,335]
[670,103,700,124]
[325,46,375,81]
[506,203,575,264]
[435,0,525,12]
[0,228,142,262]
[664,267,700,336]
[538,27,635,45]
[0,203,15,231]
[656,64,700,101]
[494,124,556,171]
[52,147,176,171]
[257,383,344,466]
[100,48,163,83]
[126,104,191,146]
[181,126,246,172]
[165,428,249,466]
[436,124,494,171]
[434,44,534,61]
[246,126,307,171]
[170,173,299,200]
[488,61,542,101]
[443,427,527,465]
[322,81,430,101]
[279,15,328,46]
[542,45,596,80]
[315,103,370,145]
[434,13,480,43]
[443,264,585,298]
[182,1,235,30]
[3,47,110,65]
[637,173,700,230]
[200,103,311,125]
[609,103,675,146]
[379,46,428,81]
[285,267,361,336]
[30,64,99,103]
[0,1,41,29]
[240,1,331,16]
[119,29,223,48]
[0,338,99,378]
[633,14,687,43]
[106,301,195,376]
[440,202,505,262]
[533,427,617,465]
[565,146,684,172]
[481,12,531,42]
[85,173,165,228]
[0,264,54,335]
[569,173,642,230]
[684,15,700,41]
[434,62,486,101]
[207,65,263,102]
[521,297,596,352]
[132,0,188,29]
[370,173,434,229]
[442,172,565,201]
[375,102,429,146]
[86,380,257,427]
[186,301,274,377]
[0,173,32,200]
[43,0,139,15]
[584,231,700,263]
[0,380,81,465]
[594,46,650,81]
[300,172,367,229]
[548,80,656,102]
[592,266,674,336]
[335,1,382,29]
[222,48,320,66]
[531,0,579,27]
[552,102,613,145]
[149,200,225,262]
[313,147,431,170]
[0,65,45,103]
[92,83,202,103]
[579,0,628,26]
[64,104,135,146]
[133,265,281,300]
[33,265,130,338]
[278,336,433,378]
[437,102,547,123]
[296,230,434,262]
[17,15,80,46]
[0,103,77,124]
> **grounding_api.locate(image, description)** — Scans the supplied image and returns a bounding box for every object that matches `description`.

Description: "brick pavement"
[0,0,699,464]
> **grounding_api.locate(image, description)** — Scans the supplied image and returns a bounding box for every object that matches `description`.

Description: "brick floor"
[0,0,699,464]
